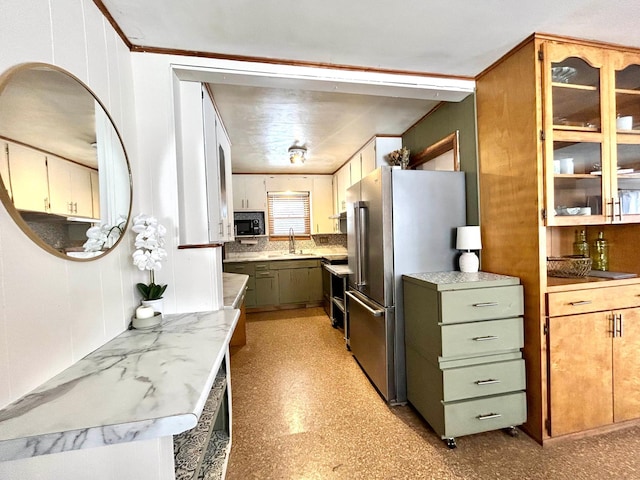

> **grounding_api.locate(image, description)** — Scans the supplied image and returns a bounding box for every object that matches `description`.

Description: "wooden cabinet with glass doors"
[543,42,640,225]
[476,34,640,445]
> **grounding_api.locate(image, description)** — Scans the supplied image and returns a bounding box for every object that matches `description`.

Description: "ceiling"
[100,0,640,174]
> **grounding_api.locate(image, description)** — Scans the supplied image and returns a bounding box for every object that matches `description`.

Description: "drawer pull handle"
[477,413,502,421]
[472,302,499,307]
[475,379,501,385]
[569,300,592,306]
[473,335,499,341]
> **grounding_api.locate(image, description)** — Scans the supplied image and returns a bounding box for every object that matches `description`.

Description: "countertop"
[223,272,249,308]
[224,250,347,263]
[403,271,520,291]
[0,309,239,462]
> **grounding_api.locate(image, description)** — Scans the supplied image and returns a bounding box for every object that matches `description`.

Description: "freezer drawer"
[347,290,393,402]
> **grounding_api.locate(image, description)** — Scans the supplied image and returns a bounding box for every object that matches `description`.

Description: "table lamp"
[456,226,482,273]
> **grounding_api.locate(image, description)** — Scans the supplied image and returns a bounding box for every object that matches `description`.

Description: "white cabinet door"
[311,175,334,234]
[374,137,402,168]
[216,116,234,241]
[233,174,266,210]
[175,80,210,245]
[8,143,49,213]
[265,175,312,193]
[48,156,94,218]
[360,139,376,178]
[350,153,362,185]
[336,164,351,213]
[203,86,224,243]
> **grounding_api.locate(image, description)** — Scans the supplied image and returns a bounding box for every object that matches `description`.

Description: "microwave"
[234,218,262,236]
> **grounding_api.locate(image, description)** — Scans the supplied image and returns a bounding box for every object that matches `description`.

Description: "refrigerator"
[346,166,466,405]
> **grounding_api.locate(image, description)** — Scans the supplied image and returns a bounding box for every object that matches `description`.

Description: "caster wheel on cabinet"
[445,438,457,449]
[504,426,518,437]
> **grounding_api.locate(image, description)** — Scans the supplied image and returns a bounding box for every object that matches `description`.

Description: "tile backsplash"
[224,233,346,255]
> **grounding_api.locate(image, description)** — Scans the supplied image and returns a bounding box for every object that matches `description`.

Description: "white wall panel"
[0,0,53,69]
[51,0,87,79]
[83,0,110,108]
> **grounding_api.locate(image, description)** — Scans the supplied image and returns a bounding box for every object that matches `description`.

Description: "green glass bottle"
[573,229,589,257]
[591,231,609,271]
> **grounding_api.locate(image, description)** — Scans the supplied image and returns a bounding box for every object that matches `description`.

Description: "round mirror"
[0,63,132,260]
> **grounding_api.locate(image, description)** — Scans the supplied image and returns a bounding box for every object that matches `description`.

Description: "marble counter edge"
[222,272,249,309]
[0,309,239,462]
[403,271,520,290]
[323,264,351,277]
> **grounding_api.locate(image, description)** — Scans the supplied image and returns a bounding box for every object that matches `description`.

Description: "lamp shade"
[456,226,482,251]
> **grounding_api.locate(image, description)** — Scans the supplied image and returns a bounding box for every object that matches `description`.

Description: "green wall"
[402,94,479,225]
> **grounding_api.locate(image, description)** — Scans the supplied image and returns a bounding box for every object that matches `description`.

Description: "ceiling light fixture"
[288,146,306,164]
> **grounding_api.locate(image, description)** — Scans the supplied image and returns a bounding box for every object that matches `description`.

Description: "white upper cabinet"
[174,79,233,245]
[310,175,334,234]
[47,156,94,218]
[265,175,312,193]
[335,163,351,213]
[7,143,49,213]
[361,136,402,178]
[233,174,267,211]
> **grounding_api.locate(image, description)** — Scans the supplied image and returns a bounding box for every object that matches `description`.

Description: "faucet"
[288,227,296,254]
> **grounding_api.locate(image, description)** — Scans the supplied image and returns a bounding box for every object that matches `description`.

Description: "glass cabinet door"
[542,43,608,226]
[613,58,640,223]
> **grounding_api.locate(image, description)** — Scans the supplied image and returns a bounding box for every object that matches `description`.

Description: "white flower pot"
[141,298,164,318]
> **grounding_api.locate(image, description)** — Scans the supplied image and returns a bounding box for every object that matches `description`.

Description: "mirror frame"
[0,62,133,261]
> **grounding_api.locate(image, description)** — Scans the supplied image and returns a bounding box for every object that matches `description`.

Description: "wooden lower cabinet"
[613,308,640,422]
[548,293,640,437]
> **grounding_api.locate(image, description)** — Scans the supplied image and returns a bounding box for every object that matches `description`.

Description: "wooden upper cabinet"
[542,41,640,226]
[542,42,609,227]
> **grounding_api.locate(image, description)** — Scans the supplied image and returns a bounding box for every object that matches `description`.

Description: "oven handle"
[346,291,384,317]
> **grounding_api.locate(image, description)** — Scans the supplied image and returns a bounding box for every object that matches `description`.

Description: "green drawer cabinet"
[403,271,526,449]
[224,258,322,309]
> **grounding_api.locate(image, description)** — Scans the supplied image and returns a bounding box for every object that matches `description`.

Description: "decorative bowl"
[132,311,162,330]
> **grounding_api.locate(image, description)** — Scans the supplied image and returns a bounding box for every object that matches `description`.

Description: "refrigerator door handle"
[346,291,384,317]
[354,201,367,287]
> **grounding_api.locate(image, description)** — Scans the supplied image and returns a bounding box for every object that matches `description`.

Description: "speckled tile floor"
[226,307,640,480]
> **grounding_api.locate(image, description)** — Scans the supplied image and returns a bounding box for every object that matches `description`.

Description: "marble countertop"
[223,272,249,308]
[224,249,347,263]
[0,309,239,462]
[403,271,520,291]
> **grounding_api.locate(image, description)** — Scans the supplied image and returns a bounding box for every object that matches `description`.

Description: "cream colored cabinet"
[233,174,266,211]
[311,175,334,234]
[265,175,312,193]
[349,152,362,185]
[547,284,640,436]
[335,163,350,213]
[175,80,233,245]
[7,143,49,213]
[360,137,402,178]
[48,156,94,218]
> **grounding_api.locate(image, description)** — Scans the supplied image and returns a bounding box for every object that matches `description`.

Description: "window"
[267,191,311,237]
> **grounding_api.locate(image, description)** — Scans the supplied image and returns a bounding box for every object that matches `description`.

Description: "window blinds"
[267,191,311,236]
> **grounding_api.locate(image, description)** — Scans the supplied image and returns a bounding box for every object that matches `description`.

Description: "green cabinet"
[224,258,322,309]
[403,271,526,449]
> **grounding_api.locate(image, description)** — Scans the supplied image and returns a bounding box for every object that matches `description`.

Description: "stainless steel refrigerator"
[346,166,466,405]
